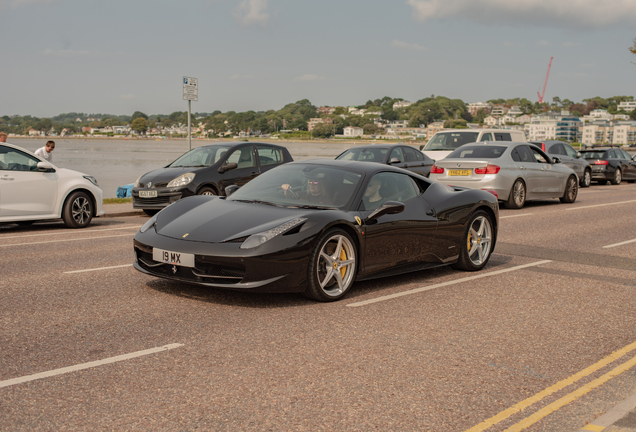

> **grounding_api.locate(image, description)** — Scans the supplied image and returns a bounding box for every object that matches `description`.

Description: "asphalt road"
[2,183,636,431]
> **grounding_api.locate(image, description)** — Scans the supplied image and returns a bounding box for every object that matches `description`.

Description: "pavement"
[2,183,636,431]
[102,202,144,218]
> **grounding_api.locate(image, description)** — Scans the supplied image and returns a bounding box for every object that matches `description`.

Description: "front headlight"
[167,173,195,188]
[140,214,158,233]
[134,175,142,188]
[240,218,307,249]
[83,175,99,186]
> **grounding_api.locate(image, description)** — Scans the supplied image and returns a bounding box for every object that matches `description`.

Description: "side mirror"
[389,157,401,164]
[552,157,561,164]
[218,162,237,173]
[225,185,239,196]
[576,152,582,158]
[365,201,405,222]
[37,161,55,172]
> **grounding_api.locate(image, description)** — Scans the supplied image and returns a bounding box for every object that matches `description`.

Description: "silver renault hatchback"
[429,142,579,209]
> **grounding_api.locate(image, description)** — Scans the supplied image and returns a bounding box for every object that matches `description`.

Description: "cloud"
[294,74,325,82]
[391,39,428,51]
[537,40,550,46]
[406,0,636,29]
[43,48,98,58]
[233,0,269,28]
[119,94,136,100]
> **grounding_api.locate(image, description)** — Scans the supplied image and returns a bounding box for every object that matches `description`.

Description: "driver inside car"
[281,172,333,205]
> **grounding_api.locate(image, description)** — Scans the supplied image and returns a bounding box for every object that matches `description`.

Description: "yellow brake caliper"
[467,231,471,251]
[340,247,347,278]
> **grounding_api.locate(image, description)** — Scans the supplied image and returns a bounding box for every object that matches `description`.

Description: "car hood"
[155,196,314,243]
[140,167,206,187]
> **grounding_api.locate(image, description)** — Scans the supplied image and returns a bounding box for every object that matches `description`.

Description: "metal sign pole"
[182,76,198,152]
[188,100,191,151]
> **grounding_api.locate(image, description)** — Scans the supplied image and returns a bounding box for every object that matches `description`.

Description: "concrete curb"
[577,391,636,431]
[102,211,145,218]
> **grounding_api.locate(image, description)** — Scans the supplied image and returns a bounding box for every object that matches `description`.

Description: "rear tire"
[452,210,494,271]
[143,209,158,216]
[560,175,578,203]
[580,169,591,188]
[611,168,622,185]
[504,179,526,209]
[305,229,357,302]
[62,191,94,228]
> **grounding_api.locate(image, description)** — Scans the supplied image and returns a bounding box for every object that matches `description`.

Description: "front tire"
[611,168,622,185]
[580,169,591,188]
[143,209,158,216]
[560,175,578,203]
[198,187,217,196]
[504,179,526,209]
[453,211,494,271]
[62,191,93,228]
[305,229,357,302]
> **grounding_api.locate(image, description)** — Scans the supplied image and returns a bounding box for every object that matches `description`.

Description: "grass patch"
[103,197,132,205]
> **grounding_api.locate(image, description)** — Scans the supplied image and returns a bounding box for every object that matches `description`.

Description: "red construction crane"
[537,57,553,104]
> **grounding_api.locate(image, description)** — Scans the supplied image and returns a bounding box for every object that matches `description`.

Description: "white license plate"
[152,248,195,268]
[139,190,157,198]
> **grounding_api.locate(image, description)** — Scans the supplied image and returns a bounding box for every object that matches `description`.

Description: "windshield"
[336,147,388,162]
[447,145,507,159]
[581,151,607,160]
[169,146,231,167]
[228,163,364,209]
[423,132,479,151]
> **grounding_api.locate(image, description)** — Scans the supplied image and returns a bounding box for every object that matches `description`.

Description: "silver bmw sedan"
[428,142,579,209]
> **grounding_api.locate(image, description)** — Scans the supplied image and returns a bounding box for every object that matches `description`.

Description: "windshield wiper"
[232,199,282,207]
[290,204,338,210]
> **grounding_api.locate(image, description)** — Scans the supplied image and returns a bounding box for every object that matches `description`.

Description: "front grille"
[134,196,171,206]
[135,246,245,285]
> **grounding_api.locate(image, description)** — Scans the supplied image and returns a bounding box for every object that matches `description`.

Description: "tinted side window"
[226,147,256,168]
[0,146,40,171]
[548,144,566,155]
[494,133,512,141]
[511,149,521,162]
[564,145,578,158]
[256,145,283,166]
[402,147,418,162]
[609,150,617,158]
[361,172,419,211]
[389,147,404,162]
[620,150,631,160]
[480,133,493,141]
[515,145,535,163]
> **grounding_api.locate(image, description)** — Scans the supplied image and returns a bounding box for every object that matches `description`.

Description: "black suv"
[579,147,636,185]
[133,142,293,215]
[529,141,592,187]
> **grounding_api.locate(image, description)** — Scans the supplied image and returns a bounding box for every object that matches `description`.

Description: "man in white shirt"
[34,140,55,162]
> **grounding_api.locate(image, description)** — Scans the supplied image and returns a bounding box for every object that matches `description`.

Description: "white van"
[420,129,527,161]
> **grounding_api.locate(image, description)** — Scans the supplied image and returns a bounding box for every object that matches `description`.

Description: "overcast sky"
[1,0,635,117]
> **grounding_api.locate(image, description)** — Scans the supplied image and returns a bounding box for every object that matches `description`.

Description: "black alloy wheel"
[62,191,93,228]
[305,228,357,302]
[504,179,526,209]
[611,168,622,185]
[453,210,495,271]
[560,175,578,203]
[198,187,217,196]
[580,169,591,188]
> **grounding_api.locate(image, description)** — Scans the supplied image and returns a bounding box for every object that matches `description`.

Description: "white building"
[393,100,412,110]
[343,126,364,137]
[618,101,636,112]
[515,114,532,124]
[508,106,523,116]
[467,102,491,116]
[484,116,499,127]
[500,114,517,125]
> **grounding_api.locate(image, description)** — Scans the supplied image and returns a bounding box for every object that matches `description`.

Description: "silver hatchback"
[429,142,579,209]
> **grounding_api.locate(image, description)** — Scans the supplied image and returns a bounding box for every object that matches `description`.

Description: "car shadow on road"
[143,254,514,308]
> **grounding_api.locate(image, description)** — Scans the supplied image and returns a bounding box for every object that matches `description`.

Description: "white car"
[0,142,104,228]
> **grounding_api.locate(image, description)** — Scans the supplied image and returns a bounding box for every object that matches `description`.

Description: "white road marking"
[64,264,133,274]
[500,213,533,219]
[0,343,183,389]
[0,233,132,248]
[566,199,636,211]
[0,225,141,240]
[603,238,636,249]
[346,260,553,307]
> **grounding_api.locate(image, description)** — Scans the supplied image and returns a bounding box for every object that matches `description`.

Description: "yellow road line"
[504,354,636,431]
[464,340,636,432]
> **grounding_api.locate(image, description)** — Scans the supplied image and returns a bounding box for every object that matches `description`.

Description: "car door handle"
[519,167,525,170]
[1,175,14,181]
[426,209,435,216]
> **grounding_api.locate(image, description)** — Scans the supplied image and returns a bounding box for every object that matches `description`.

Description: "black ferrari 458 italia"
[133,160,499,301]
